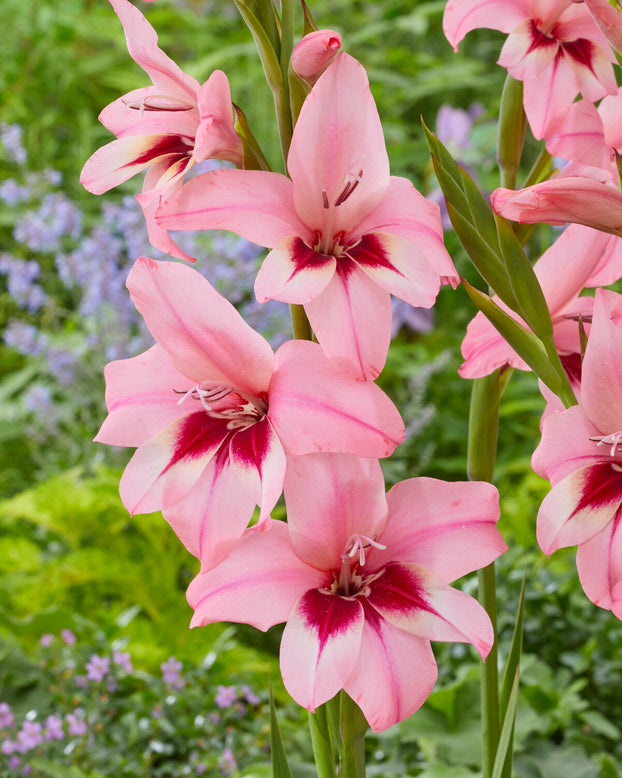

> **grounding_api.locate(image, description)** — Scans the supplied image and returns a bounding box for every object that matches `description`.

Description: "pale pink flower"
[96,258,404,568]
[460,223,622,378]
[443,0,617,139]
[80,0,242,261]
[491,177,622,237]
[157,53,456,380]
[533,288,622,617]
[188,453,505,732]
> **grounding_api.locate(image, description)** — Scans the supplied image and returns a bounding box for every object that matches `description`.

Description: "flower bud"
[291,30,342,85]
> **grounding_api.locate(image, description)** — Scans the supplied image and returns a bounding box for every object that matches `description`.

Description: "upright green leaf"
[269,681,294,778]
[491,670,520,778]
[461,280,565,396]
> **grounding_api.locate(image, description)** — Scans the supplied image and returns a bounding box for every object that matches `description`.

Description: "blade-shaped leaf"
[461,280,564,396]
[491,669,520,778]
[499,570,526,778]
[234,1,283,92]
[494,214,554,344]
[269,681,294,778]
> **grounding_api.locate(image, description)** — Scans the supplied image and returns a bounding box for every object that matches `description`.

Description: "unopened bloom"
[491,177,622,237]
[188,453,505,731]
[291,30,342,84]
[157,53,456,380]
[96,258,404,568]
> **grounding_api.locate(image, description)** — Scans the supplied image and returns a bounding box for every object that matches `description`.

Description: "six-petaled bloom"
[443,0,618,139]
[188,453,506,731]
[156,52,457,381]
[95,258,405,569]
[80,0,242,260]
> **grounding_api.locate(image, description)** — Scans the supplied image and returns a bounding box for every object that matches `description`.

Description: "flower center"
[589,431,622,456]
[123,93,196,119]
[332,533,386,597]
[317,168,364,255]
[175,383,268,430]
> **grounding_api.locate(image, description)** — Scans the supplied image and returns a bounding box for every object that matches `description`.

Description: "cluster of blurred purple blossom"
[0,123,292,446]
[0,628,263,777]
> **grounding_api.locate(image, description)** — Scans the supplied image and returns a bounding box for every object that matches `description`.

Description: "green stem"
[467,372,502,778]
[308,706,337,778]
[275,0,295,168]
[497,75,526,191]
[338,692,367,778]
[289,303,313,340]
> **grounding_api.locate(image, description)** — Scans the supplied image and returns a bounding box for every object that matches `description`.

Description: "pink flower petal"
[156,168,313,248]
[280,588,365,711]
[229,418,286,521]
[443,0,529,50]
[188,521,327,630]
[532,404,601,483]
[108,0,199,102]
[254,236,337,304]
[536,462,622,554]
[344,608,437,732]
[584,0,622,54]
[351,177,458,287]
[522,54,579,139]
[268,340,405,458]
[576,510,622,612]
[581,288,622,435]
[119,412,230,515]
[491,178,622,236]
[283,453,388,571]
[80,135,191,195]
[163,447,257,568]
[305,262,393,381]
[366,563,493,659]
[376,477,504,581]
[194,70,242,166]
[287,53,390,238]
[95,344,196,448]
[99,88,199,139]
[349,232,440,309]
[126,258,275,393]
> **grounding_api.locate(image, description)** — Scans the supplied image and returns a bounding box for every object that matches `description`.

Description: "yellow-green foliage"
[0,467,213,666]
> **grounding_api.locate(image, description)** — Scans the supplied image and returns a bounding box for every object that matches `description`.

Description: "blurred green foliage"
[2,1,622,776]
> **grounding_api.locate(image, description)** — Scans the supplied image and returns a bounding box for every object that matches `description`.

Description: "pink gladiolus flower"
[533,288,622,617]
[443,0,617,139]
[491,177,622,237]
[80,0,242,261]
[460,223,622,377]
[95,258,404,568]
[290,30,342,84]
[188,453,505,731]
[157,53,457,380]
